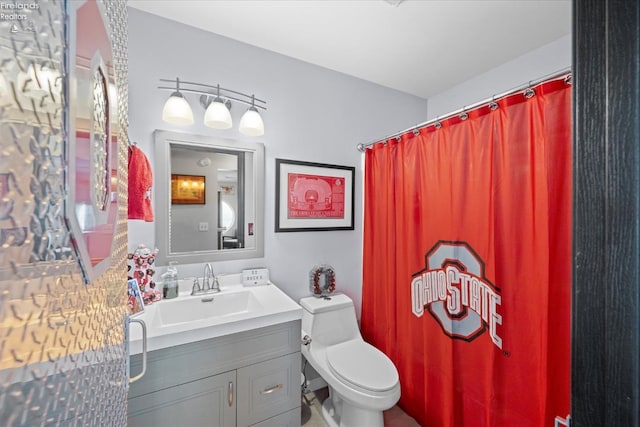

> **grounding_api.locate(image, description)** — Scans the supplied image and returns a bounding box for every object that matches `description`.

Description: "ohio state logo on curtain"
[411,240,503,349]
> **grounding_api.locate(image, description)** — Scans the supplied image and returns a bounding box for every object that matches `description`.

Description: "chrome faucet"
[203,263,220,293]
[191,264,221,296]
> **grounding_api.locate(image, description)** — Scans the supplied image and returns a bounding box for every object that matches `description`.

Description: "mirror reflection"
[154,131,264,265]
[170,147,246,252]
[65,0,119,281]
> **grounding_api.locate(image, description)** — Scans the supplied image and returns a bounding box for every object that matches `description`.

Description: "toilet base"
[321,391,384,427]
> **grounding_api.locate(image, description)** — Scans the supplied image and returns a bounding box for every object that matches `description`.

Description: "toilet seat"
[326,340,398,393]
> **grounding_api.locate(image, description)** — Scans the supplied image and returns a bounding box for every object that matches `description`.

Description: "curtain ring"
[413,128,420,136]
[524,88,535,99]
[434,121,442,129]
[488,96,499,111]
[459,110,469,120]
[395,135,401,142]
[564,74,572,85]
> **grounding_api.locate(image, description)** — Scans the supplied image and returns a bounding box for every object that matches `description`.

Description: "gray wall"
[427,35,571,118]
[127,8,429,314]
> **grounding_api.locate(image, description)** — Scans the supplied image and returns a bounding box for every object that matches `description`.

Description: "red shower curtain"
[362,77,571,427]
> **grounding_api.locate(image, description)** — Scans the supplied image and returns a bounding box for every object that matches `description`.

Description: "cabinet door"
[128,370,236,427]
[237,353,301,427]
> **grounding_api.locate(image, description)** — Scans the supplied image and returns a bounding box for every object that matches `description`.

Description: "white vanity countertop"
[128,275,302,355]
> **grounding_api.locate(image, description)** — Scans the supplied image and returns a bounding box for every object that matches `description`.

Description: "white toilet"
[300,294,400,427]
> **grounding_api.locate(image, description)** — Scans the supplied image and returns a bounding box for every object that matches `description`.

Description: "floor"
[301,387,421,427]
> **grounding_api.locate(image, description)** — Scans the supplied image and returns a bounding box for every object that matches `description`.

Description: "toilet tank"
[300,294,360,346]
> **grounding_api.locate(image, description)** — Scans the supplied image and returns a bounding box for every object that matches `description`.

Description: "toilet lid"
[326,340,398,392]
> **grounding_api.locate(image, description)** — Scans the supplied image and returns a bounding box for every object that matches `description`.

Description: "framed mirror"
[154,130,264,265]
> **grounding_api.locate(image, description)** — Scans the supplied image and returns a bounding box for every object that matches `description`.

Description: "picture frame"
[275,159,355,232]
[127,278,145,316]
[171,174,206,204]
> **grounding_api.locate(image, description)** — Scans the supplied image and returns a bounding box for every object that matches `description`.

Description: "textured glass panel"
[0,1,129,426]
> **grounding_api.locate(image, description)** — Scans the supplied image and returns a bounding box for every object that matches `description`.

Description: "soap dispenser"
[161,262,179,299]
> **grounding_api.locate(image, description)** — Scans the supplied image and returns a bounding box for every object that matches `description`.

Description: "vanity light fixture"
[159,78,266,136]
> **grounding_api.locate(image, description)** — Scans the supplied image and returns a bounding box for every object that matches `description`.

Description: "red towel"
[128,145,154,222]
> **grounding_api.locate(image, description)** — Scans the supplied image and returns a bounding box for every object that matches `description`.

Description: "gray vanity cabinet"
[127,320,301,427]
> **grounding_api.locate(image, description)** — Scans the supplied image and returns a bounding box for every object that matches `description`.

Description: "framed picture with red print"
[275,159,355,232]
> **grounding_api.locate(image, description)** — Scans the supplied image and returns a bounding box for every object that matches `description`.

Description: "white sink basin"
[156,290,263,326]
[128,274,302,354]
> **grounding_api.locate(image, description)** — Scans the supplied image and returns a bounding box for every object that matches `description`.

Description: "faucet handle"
[191,278,201,295]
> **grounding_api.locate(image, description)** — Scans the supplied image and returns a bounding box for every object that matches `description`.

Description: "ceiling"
[127,0,571,99]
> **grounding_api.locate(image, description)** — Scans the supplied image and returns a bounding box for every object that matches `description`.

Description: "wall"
[127,8,429,314]
[427,34,571,118]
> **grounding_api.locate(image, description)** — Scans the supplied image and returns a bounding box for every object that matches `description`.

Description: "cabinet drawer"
[250,407,300,427]
[237,353,301,427]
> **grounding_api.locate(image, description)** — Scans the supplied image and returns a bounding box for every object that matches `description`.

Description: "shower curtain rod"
[356,67,572,152]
